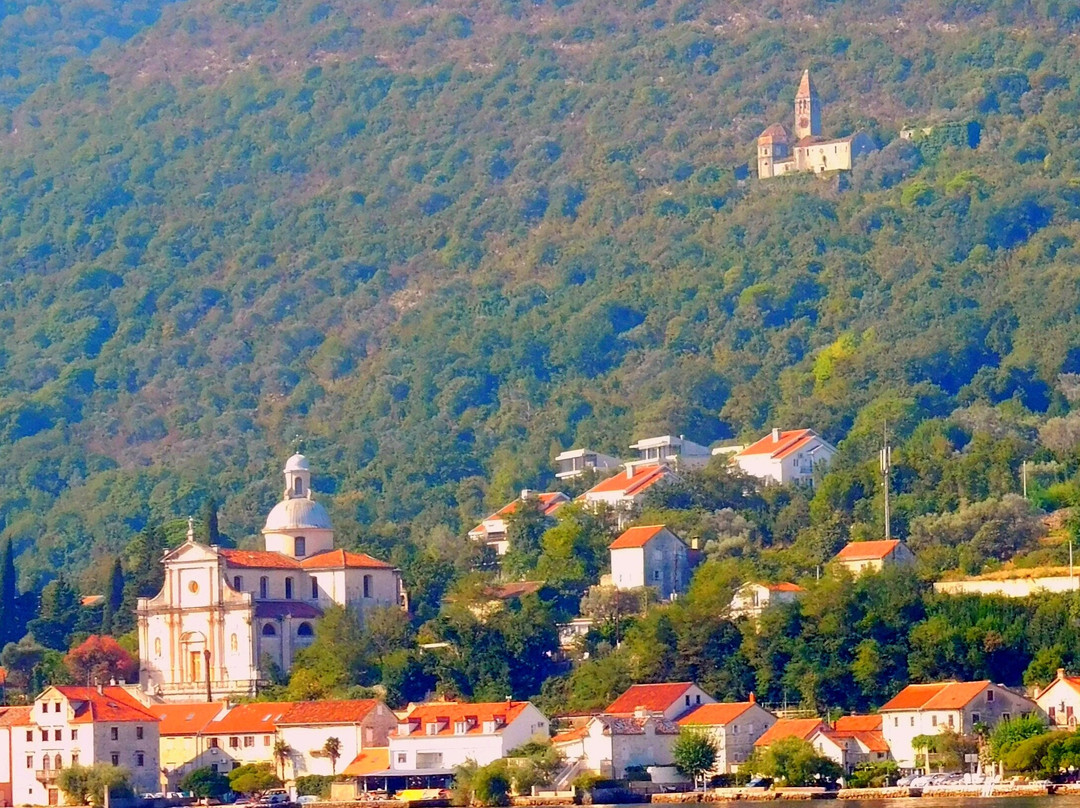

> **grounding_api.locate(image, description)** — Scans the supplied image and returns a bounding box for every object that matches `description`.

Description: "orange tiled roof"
[879,681,992,712]
[677,702,756,727]
[149,702,226,736]
[551,725,589,744]
[219,549,300,569]
[343,747,389,777]
[277,699,381,726]
[53,686,160,724]
[393,701,531,737]
[205,702,295,734]
[759,124,790,142]
[583,464,672,498]
[609,525,669,550]
[300,549,393,570]
[471,493,568,537]
[835,540,901,562]
[768,582,804,593]
[848,729,890,753]
[735,429,817,460]
[606,683,696,715]
[0,706,32,727]
[833,714,882,732]
[754,718,824,747]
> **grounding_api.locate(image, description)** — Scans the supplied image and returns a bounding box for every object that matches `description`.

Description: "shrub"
[295,775,333,797]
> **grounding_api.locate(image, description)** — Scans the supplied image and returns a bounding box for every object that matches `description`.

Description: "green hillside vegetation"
[4,0,1080,700]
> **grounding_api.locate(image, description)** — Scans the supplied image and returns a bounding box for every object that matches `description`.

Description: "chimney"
[521,489,531,500]
[748,692,756,704]
[1059,668,1067,680]
[771,427,781,442]
[627,464,635,479]
[96,683,104,695]
[690,537,701,551]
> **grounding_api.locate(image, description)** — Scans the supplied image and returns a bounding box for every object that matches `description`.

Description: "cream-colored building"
[729,582,804,620]
[757,70,877,179]
[834,539,915,576]
[277,700,397,779]
[12,686,160,806]
[0,706,32,806]
[151,701,228,790]
[676,699,777,773]
[879,681,1039,770]
[137,454,404,702]
[1034,669,1080,729]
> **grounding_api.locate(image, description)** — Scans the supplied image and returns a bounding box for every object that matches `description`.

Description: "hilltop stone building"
[137,454,405,702]
[757,70,877,178]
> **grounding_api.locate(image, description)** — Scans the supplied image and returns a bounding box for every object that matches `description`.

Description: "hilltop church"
[136,454,404,702]
[757,70,877,178]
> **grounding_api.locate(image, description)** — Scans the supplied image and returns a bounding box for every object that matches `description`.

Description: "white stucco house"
[1034,668,1080,729]
[729,582,805,620]
[277,700,398,779]
[555,449,622,480]
[387,701,549,775]
[834,539,916,576]
[553,712,681,779]
[608,525,692,600]
[467,491,569,555]
[808,715,891,773]
[879,681,1039,770]
[731,428,836,485]
[606,682,715,720]
[629,436,711,470]
[676,698,777,773]
[12,686,161,806]
[580,464,677,527]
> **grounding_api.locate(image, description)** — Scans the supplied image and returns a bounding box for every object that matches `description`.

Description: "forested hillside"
[3,0,1080,594]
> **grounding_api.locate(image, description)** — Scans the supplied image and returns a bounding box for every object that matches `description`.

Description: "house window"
[932,716,938,727]
[948,714,954,728]
[111,727,119,740]
[260,577,269,598]
[26,756,32,769]
[25,731,31,742]
[973,713,981,724]
[297,622,314,637]
[54,754,62,770]
[210,739,219,748]
[695,695,701,705]
[40,730,47,741]
[244,736,254,748]
[71,753,78,766]
[685,696,691,707]
[136,752,145,768]
[229,737,239,749]
[53,730,60,741]
[230,634,238,652]
[1003,713,1011,722]
[910,717,915,727]
[732,725,739,735]
[397,753,407,765]
[285,577,294,600]
[295,537,306,557]
[311,578,319,600]
[653,570,660,581]
[987,691,994,702]
[71,730,77,741]
[111,753,119,766]
[54,702,61,713]
[294,477,304,496]
[264,736,271,746]
[363,575,373,598]
[234,576,243,591]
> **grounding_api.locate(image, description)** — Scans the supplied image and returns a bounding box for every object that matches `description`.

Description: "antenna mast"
[880,420,892,540]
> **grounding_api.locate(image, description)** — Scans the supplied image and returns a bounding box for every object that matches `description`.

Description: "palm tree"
[323,737,342,776]
[272,738,291,781]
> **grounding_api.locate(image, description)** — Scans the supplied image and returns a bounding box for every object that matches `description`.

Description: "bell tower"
[794,69,821,140]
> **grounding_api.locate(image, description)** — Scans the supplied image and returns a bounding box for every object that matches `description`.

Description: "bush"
[472,762,511,806]
[58,763,132,807]
[180,767,231,799]
[295,775,333,797]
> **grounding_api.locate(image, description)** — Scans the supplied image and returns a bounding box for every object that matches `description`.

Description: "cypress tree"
[203,497,220,545]
[101,557,124,634]
[0,540,19,646]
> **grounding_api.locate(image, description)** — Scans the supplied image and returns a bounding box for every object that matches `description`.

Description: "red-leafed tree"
[64,635,138,685]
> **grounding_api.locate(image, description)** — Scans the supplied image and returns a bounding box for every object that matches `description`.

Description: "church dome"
[284,453,310,473]
[263,498,332,532]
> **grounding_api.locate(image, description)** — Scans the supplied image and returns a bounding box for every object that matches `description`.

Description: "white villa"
[731,428,836,486]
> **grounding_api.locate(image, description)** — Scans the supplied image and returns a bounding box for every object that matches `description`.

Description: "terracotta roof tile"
[759,124,790,141]
[206,702,295,735]
[393,701,532,738]
[767,582,804,593]
[879,681,993,712]
[53,686,160,724]
[582,465,672,498]
[735,429,817,459]
[754,718,824,747]
[219,549,300,569]
[300,549,393,570]
[149,702,227,736]
[470,493,569,537]
[677,702,756,727]
[835,539,902,561]
[0,706,32,727]
[277,699,382,726]
[343,747,389,777]
[833,714,882,732]
[606,683,696,715]
[551,726,589,744]
[609,525,669,550]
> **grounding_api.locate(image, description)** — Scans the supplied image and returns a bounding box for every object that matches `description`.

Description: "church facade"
[757,70,877,179]
[136,454,404,702]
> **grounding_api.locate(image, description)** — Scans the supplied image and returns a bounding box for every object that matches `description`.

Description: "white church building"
[136,454,404,702]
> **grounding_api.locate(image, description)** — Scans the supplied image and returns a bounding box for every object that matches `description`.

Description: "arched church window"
[262,624,277,637]
[259,577,268,599]
[295,537,306,557]
[285,577,294,600]
[54,754,62,771]
[230,634,238,652]
[154,638,161,657]
[297,622,314,637]
[294,477,304,496]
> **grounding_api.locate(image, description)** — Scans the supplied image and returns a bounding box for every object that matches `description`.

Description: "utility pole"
[880,420,892,540]
[1022,460,1028,500]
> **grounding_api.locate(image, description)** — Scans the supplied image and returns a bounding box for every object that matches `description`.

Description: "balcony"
[36,769,59,784]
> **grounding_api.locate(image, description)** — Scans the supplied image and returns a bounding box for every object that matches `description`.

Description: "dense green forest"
[3,0,1080,618]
